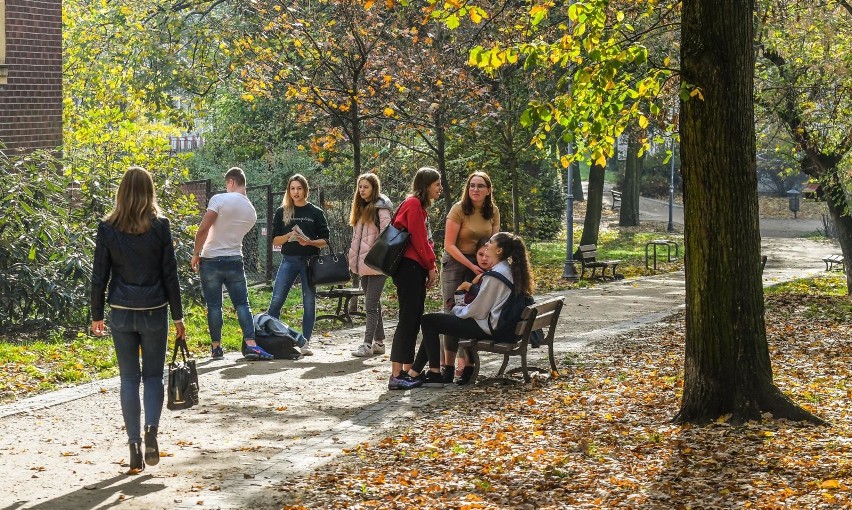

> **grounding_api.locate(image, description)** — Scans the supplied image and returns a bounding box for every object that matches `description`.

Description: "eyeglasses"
[468,183,489,190]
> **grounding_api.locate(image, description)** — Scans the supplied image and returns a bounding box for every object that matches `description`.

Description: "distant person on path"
[408,232,534,387]
[388,166,442,390]
[266,174,330,355]
[440,172,500,384]
[347,173,393,357]
[91,166,185,474]
[191,167,273,361]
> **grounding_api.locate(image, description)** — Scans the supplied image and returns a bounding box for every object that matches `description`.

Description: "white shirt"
[453,260,513,334]
[200,192,257,258]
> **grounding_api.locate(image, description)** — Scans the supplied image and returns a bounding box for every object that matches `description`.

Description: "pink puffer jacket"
[348,196,393,276]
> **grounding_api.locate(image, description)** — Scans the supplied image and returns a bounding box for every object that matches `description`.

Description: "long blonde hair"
[349,173,381,226]
[281,174,310,224]
[104,166,160,234]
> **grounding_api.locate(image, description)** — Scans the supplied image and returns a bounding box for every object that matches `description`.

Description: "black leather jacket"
[91,217,183,322]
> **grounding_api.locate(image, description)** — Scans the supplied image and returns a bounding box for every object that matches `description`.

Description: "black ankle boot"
[128,443,144,473]
[440,365,455,384]
[144,425,159,466]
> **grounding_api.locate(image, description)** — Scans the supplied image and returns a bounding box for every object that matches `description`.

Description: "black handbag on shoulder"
[364,208,410,276]
[307,239,351,287]
[167,335,199,411]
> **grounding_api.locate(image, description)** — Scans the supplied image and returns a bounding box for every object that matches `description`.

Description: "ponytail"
[490,232,535,295]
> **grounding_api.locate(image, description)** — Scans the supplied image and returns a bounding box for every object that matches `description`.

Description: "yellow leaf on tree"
[638,115,649,129]
[383,107,395,117]
[689,87,704,100]
[560,155,570,168]
[364,0,375,9]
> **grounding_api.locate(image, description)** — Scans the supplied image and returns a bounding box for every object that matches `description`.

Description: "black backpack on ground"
[483,271,536,343]
[243,336,302,360]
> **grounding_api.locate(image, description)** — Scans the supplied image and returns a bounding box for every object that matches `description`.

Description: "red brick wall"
[0,0,63,152]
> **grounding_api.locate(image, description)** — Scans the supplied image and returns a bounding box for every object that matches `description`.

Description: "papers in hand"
[288,225,309,243]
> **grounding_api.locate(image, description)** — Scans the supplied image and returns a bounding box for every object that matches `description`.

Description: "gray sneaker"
[352,343,373,357]
[300,341,314,356]
[371,342,386,355]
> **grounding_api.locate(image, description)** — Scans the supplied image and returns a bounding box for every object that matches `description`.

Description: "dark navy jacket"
[90,217,183,322]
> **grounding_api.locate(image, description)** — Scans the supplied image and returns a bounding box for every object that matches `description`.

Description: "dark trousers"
[412,312,490,373]
[390,257,427,364]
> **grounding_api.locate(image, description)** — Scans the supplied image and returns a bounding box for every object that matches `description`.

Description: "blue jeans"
[267,255,316,340]
[199,256,254,343]
[110,307,169,444]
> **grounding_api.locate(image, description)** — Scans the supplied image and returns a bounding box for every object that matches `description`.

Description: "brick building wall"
[0,0,63,152]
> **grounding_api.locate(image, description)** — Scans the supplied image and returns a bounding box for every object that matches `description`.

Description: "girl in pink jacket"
[347,173,393,357]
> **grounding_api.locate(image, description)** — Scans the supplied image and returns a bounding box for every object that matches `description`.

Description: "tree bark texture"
[620,134,642,226]
[577,163,605,251]
[571,162,584,201]
[676,0,822,425]
[822,169,852,293]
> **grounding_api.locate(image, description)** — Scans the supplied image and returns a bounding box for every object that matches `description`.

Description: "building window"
[0,0,7,85]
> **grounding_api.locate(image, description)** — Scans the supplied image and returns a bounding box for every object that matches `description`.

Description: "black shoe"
[144,425,159,466]
[440,365,455,384]
[422,370,446,388]
[455,366,475,386]
[128,443,144,474]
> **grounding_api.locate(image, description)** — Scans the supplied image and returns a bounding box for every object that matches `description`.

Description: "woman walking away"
[91,167,184,474]
[388,166,442,390]
[408,232,534,387]
[347,173,393,357]
[441,172,499,384]
[267,174,330,355]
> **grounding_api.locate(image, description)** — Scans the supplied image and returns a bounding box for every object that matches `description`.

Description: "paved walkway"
[0,233,839,509]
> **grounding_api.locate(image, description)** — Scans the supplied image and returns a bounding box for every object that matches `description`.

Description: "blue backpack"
[484,271,535,343]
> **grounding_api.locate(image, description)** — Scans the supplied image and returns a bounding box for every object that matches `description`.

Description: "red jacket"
[394,196,436,272]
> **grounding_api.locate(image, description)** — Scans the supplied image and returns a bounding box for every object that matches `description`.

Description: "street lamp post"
[667,139,676,233]
[562,159,579,280]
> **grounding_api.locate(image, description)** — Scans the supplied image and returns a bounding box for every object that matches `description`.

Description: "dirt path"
[0,236,838,510]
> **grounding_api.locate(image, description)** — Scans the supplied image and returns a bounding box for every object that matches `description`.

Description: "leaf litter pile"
[282,292,851,509]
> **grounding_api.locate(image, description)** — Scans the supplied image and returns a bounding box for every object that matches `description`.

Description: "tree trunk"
[509,154,520,233]
[349,97,362,176]
[620,135,642,226]
[676,0,823,425]
[576,162,605,251]
[821,169,852,294]
[571,162,584,201]
[434,112,451,217]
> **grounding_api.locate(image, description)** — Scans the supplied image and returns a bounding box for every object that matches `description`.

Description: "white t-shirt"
[200,192,257,258]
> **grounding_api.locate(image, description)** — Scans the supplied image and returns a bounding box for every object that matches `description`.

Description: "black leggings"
[390,257,427,364]
[412,312,491,373]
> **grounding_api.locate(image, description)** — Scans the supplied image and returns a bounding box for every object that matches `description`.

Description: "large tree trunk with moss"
[571,162,584,201]
[821,169,852,293]
[676,0,823,425]
[576,163,605,252]
[620,134,642,226]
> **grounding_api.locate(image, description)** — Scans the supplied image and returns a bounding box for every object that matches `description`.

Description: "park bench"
[610,189,622,210]
[458,296,564,384]
[822,254,845,272]
[577,244,622,280]
[315,285,365,325]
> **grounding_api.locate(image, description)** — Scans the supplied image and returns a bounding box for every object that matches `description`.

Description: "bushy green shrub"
[0,151,91,330]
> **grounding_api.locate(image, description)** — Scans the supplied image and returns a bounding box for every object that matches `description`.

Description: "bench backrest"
[511,296,564,346]
[578,244,599,262]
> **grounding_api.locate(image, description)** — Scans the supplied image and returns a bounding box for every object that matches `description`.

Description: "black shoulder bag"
[167,335,199,410]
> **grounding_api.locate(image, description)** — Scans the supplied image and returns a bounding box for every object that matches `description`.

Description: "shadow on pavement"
[5,473,165,510]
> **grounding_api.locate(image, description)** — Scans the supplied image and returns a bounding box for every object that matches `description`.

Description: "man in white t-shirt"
[191,167,273,360]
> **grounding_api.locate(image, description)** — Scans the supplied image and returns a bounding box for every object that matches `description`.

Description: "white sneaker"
[300,342,314,356]
[352,344,373,357]
[371,342,386,355]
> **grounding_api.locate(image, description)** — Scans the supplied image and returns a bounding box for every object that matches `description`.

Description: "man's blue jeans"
[267,255,316,340]
[110,306,168,444]
[199,256,254,343]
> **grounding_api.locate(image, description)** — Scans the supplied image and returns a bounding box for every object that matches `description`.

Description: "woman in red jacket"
[388,166,442,390]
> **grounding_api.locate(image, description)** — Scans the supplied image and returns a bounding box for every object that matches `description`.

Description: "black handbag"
[307,240,351,287]
[167,335,199,411]
[364,208,410,276]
